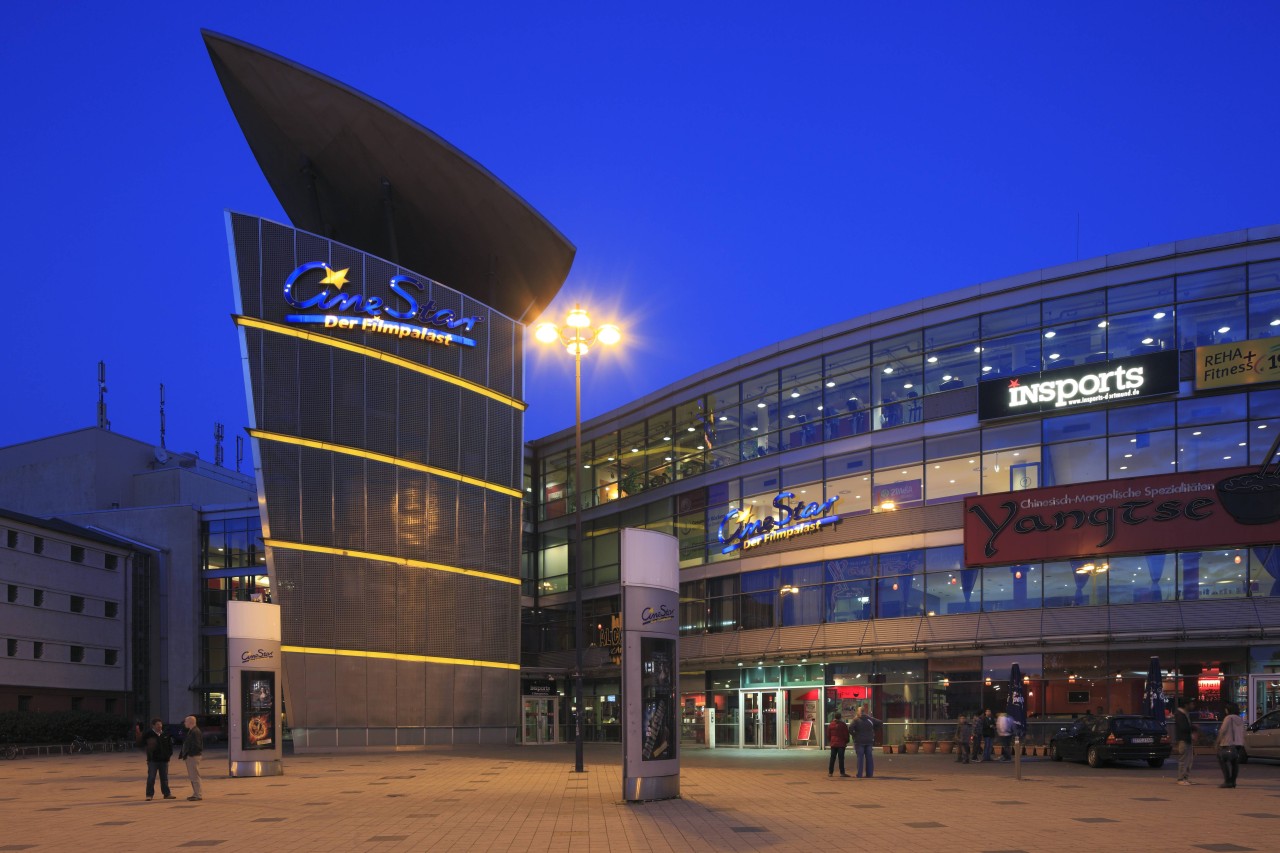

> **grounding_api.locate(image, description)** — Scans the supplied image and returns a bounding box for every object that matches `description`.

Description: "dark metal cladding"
[204,29,574,323]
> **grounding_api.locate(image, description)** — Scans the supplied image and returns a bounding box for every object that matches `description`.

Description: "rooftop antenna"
[235,435,244,473]
[159,383,167,449]
[97,361,111,431]
[214,422,225,468]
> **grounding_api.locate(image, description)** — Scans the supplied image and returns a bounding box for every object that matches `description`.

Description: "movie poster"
[241,669,275,750]
[640,637,676,761]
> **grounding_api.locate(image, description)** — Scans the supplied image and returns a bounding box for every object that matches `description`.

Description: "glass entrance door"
[740,690,784,747]
[1248,674,1280,724]
[522,697,558,744]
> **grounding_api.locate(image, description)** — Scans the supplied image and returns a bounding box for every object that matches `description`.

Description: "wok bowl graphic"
[1216,471,1280,525]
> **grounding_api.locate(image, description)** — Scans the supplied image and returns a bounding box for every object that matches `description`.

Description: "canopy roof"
[204,30,574,322]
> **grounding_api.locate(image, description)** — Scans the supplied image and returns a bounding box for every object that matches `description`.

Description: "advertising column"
[620,528,679,802]
[227,600,283,777]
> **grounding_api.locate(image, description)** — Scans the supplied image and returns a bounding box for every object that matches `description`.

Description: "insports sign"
[977,350,1179,420]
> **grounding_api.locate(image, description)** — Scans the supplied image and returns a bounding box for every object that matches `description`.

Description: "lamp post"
[534,305,621,774]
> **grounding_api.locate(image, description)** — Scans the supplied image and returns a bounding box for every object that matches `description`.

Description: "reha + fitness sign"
[283,262,483,347]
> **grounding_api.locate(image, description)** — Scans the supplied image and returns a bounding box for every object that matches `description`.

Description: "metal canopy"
[203,30,574,323]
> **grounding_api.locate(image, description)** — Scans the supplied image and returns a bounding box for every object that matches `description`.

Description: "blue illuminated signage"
[282,262,483,347]
[717,491,840,554]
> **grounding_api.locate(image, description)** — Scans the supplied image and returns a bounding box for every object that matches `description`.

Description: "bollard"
[1014,735,1022,780]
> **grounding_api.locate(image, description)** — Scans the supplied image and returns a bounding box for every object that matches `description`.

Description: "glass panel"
[1251,420,1280,467]
[1252,389,1280,419]
[876,573,923,619]
[873,330,922,365]
[1250,260,1280,292]
[1178,295,1247,349]
[825,450,871,516]
[1110,402,1175,434]
[1178,422,1246,471]
[1043,411,1105,444]
[982,302,1040,337]
[1248,289,1280,340]
[780,359,823,450]
[1107,554,1174,604]
[1107,306,1175,359]
[1041,319,1105,370]
[741,569,778,630]
[1044,560,1106,607]
[1180,549,1248,600]
[981,330,1041,377]
[1250,546,1280,597]
[824,367,871,438]
[1043,438,1107,486]
[1109,277,1174,315]
[783,461,823,488]
[1044,289,1106,324]
[982,563,1040,611]
[872,355,923,429]
[826,556,874,622]
[781,562,824,627]
[1177,266,1245,302]
[925,316,980,349]
[1178,393,1246,426]
[1109,429,1175,477]
[924,342,979,392]
[983,421,1040,451]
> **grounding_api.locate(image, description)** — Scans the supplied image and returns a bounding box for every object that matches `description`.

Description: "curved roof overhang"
[203,30,574,322]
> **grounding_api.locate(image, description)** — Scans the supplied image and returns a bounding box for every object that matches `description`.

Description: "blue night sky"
[3,3,1279,459]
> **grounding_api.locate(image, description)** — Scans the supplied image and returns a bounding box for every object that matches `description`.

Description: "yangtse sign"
[963,467,1280,567]
[977,351,1179,421]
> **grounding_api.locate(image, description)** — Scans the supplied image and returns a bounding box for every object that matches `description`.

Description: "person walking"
[1174,699,1197,785]
[827,712,851,777]
[141,718,176,801]
[996,711,1013,761]
[178,715,204,801]
[1216,702,1245,789]
[954,715,972,764]
[980,709,996,762]
[851,705,880,778]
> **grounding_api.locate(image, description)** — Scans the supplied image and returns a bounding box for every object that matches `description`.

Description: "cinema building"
[523,226,1280,748]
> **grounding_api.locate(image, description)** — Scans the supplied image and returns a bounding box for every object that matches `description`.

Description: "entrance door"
[1247,674,1280,724]
[521,697,558,744]
[740,690,785,747]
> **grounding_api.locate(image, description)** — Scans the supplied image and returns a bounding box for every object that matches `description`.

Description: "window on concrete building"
[5,639,15,656]
[5,530,15,548]
[105,553,119,570]
[105,649,118,666]
[105,601,118,618]
[70,595,85,613]
[70,546,85,563]
[105,698,116,714]
[70,697,83,710]
[17,696,31,711]
[6,584,16,603]
[70,645,84,663]
[32,642,43,659]
[33,589,43,607]
[33,536,44,554]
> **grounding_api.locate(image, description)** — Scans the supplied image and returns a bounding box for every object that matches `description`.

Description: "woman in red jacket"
[828,712,851,777]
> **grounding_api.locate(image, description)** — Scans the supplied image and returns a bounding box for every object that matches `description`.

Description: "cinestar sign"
[977,350,1179,420]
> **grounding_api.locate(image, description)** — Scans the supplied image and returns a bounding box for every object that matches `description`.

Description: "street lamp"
[534,304,621,774]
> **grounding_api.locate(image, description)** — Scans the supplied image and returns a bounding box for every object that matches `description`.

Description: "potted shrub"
[938,739,954,754]
[902,737,921,754]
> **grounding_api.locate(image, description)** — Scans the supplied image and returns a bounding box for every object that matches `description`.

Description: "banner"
[1195,338,1280,391]
[977,350,1179,420]
[963,466,1280,567]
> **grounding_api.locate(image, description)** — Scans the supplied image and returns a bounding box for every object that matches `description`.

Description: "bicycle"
[1,743,19,760]
[69,735,93,754]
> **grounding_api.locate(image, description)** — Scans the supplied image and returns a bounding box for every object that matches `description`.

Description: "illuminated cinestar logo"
[641,605,675,625]
[717,491,840,554]
[282,262,483,347]
[1006,364,1145,409]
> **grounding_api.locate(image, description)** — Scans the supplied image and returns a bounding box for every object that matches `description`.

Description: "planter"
[902,741,920,754]
[882,745,895,754]
[919,741,937,754]
[938,741,954,754]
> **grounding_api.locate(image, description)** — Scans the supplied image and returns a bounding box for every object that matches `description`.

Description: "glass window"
[1044,289,1107,325]
[982,302,1040,337]
[1251,420,1280,467]
[1044,560,1106,607]
[928,561,980,615]
[741,569,778,630]
[873,356,923,429]
[672,400,708,480]
[1041,319,1105,370]
[1178,295,1247,349]
[825,450,871,516]
[981,330,1041,377]
[876,571,923,619]
[924,343,980,392]
[1110,402,1175,435]
[781,562,825,627]
[826,556,874,622]
[1044,411,1105,444]
[1179,393,1246,427]
[873,330,921,366]
[708,575,740,632]
[1178,267,1245,302]
[983,421,1040,451]
[1109,277,1174,314]
[982,563,1039,611]
[1250,260,1280,292]
[1180,549,1247,600]
[1252,389,1280,419]
[1109,429,1175,477]
[824,367,871,439]
[1107,306,1175,359]
[1178,422,1246,471]
[1107,554,1175,604]
[1248,289,1280,340]
[925,316,980,349]
[780,359,823,450]
[707,385,741,470]
[925,434,981,503]
[1250,546,1280,597]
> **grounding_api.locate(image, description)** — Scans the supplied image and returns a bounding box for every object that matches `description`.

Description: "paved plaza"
[1,743,1277,852]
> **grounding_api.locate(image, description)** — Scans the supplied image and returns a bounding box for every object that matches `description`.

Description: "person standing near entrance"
[827,712,850,777]
[179,715,204,801]
[1174,699,1198,785]
[980,709,997,762]
[1216,702,1245,789]
[954,715,972,764]
[851,705,880,778]
[142,718,176,801]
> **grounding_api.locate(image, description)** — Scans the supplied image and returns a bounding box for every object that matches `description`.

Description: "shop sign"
[522,680,556,696]
[1195,338,1280,391]
[977,351,1179,420]
[871,479,921,508]
[716,491,840,554]
[282,262,482,347]
[963,466,1280,567]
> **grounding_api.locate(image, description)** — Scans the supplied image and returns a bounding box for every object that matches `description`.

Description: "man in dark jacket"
[142,718,176,801]
[1174,699,1197,785]
[827,712,851,777]
[980,709,997,762]
[850,706,880,778]
[178,715,204,801]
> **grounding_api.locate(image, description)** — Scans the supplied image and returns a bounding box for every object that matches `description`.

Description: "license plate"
[1130,737,1153,744]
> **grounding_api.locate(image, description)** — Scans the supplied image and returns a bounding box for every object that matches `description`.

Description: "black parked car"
[1049,715,1171,768]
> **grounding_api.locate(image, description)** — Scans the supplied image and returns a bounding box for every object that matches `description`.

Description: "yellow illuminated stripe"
[265,538,520,587]
[234,315,526,411]
[281,645,518,671]
[250,429,522,499]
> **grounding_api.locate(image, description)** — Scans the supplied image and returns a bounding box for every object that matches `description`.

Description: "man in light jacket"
[178,715,204,801]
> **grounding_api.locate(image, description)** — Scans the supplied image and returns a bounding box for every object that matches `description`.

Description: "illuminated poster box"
[1195,338,1280,391]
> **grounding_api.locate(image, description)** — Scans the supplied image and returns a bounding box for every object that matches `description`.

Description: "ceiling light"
[1153,312,1166,319]
[1218,326,1231,334]
[826,381,836,387]
[883,367,894,374]
[1141,337,1154,345]
[927,356,938,363]
[1044,331,1056,339]
[791,392,800,398]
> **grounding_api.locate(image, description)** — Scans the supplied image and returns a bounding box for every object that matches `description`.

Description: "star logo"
[321,266,350,289]
[1008,378,1020,388]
